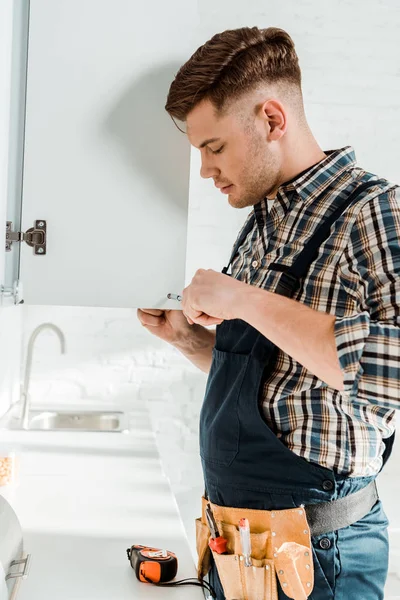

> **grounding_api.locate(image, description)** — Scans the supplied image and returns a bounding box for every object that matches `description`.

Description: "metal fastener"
[37,248,44,254]
[274,552,278,558]
[38,221,44,227]
[306,564,310,569]
[322,480,334,491]
[272,531,276,536]
[304,552,309,557]
[319,537,332,550]
[279,570,284,575]
[282,583,287,588]
[271,512,275,518]
[307,582,311,587]
[298,510,303,515]
[265,565,270,570]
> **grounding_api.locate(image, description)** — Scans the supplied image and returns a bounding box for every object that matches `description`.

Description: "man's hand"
[137,308,195,345]
[181,268,249,326]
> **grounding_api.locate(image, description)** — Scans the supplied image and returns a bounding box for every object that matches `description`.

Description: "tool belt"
[195,480,378,600]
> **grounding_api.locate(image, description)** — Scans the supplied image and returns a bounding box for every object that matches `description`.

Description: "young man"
[138,27,399,599]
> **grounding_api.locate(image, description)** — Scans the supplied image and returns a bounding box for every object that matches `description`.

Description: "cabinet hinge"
[5,220,47,254]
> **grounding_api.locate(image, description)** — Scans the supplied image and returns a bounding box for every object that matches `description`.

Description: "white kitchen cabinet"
[3,0,201,309]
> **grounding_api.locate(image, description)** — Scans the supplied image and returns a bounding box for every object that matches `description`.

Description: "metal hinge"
[5,220,47,254]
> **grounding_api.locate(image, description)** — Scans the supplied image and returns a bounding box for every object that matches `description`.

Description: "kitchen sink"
[28,411,123,431]
[0,408,130,433]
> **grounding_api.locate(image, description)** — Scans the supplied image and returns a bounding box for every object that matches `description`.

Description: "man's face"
[186,97,282,208]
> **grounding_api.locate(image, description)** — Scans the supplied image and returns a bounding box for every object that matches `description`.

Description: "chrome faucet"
[20,323,66,429]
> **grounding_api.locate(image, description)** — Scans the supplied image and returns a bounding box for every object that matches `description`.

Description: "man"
[138,26,399,599]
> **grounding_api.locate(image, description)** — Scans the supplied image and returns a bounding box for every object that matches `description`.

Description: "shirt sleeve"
[334,186,400,409]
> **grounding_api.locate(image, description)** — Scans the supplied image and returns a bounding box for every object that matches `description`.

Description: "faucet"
[20,323,66,429]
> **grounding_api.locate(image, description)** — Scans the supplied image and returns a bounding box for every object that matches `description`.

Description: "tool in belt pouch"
[196,496,313,600]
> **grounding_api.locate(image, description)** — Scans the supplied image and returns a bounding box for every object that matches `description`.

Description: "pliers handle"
[205,503,228,554]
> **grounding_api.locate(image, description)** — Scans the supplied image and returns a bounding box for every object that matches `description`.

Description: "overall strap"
[272,178,397,297]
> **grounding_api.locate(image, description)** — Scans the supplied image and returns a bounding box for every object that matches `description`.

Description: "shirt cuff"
[334,311,371,396]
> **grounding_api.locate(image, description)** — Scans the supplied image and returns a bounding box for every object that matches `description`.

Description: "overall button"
[322,480,334,491]
[251,260,259,268]
[319,537,331,550]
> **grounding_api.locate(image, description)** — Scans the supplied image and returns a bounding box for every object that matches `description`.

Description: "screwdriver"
[239,518,252,567]
[205,503,228,554]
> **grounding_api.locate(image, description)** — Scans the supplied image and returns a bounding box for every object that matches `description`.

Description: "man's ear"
[261,99,287,141]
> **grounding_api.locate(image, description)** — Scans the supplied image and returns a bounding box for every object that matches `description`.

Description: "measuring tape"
[126,544,216,597]
[126,545,177,583]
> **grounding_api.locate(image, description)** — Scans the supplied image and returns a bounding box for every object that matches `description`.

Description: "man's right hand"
[136,308,216,374]
[136,308,193,346]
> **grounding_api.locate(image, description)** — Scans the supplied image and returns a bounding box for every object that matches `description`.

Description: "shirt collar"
[277,145,357,203]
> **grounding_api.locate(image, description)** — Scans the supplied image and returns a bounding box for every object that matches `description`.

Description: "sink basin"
[29,411,123,431]
[1,409,130,433]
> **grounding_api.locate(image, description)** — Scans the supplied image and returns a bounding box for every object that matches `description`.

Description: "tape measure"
[126,545,178,583]
[126,543,216,598]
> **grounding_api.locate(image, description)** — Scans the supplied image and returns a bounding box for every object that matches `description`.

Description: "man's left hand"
[181,269,249,326]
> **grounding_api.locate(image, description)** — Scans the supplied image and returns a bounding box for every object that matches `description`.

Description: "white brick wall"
[0,0,399,595]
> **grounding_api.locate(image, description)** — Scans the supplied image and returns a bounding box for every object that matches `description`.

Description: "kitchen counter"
[0,403,204,599]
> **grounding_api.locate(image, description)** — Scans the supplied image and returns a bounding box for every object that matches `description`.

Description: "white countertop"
[0,403,204,600]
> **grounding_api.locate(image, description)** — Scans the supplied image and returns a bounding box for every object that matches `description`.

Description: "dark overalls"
[199,179,396,600]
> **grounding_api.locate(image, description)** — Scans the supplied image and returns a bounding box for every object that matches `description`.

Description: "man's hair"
[165,26,302,122]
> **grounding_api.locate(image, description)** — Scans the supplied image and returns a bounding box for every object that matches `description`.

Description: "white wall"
[1,0,399,596]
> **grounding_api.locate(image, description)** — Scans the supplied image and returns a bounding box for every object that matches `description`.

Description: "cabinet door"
[19,0,199,308]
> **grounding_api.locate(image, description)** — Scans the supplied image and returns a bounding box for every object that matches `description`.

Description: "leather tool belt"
[195,480,378,600]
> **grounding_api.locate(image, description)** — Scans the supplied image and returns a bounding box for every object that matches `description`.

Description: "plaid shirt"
[230,146,399,477]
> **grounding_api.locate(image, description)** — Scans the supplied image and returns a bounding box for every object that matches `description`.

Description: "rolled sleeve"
[334,187,400,409]
[334,311,370,396]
